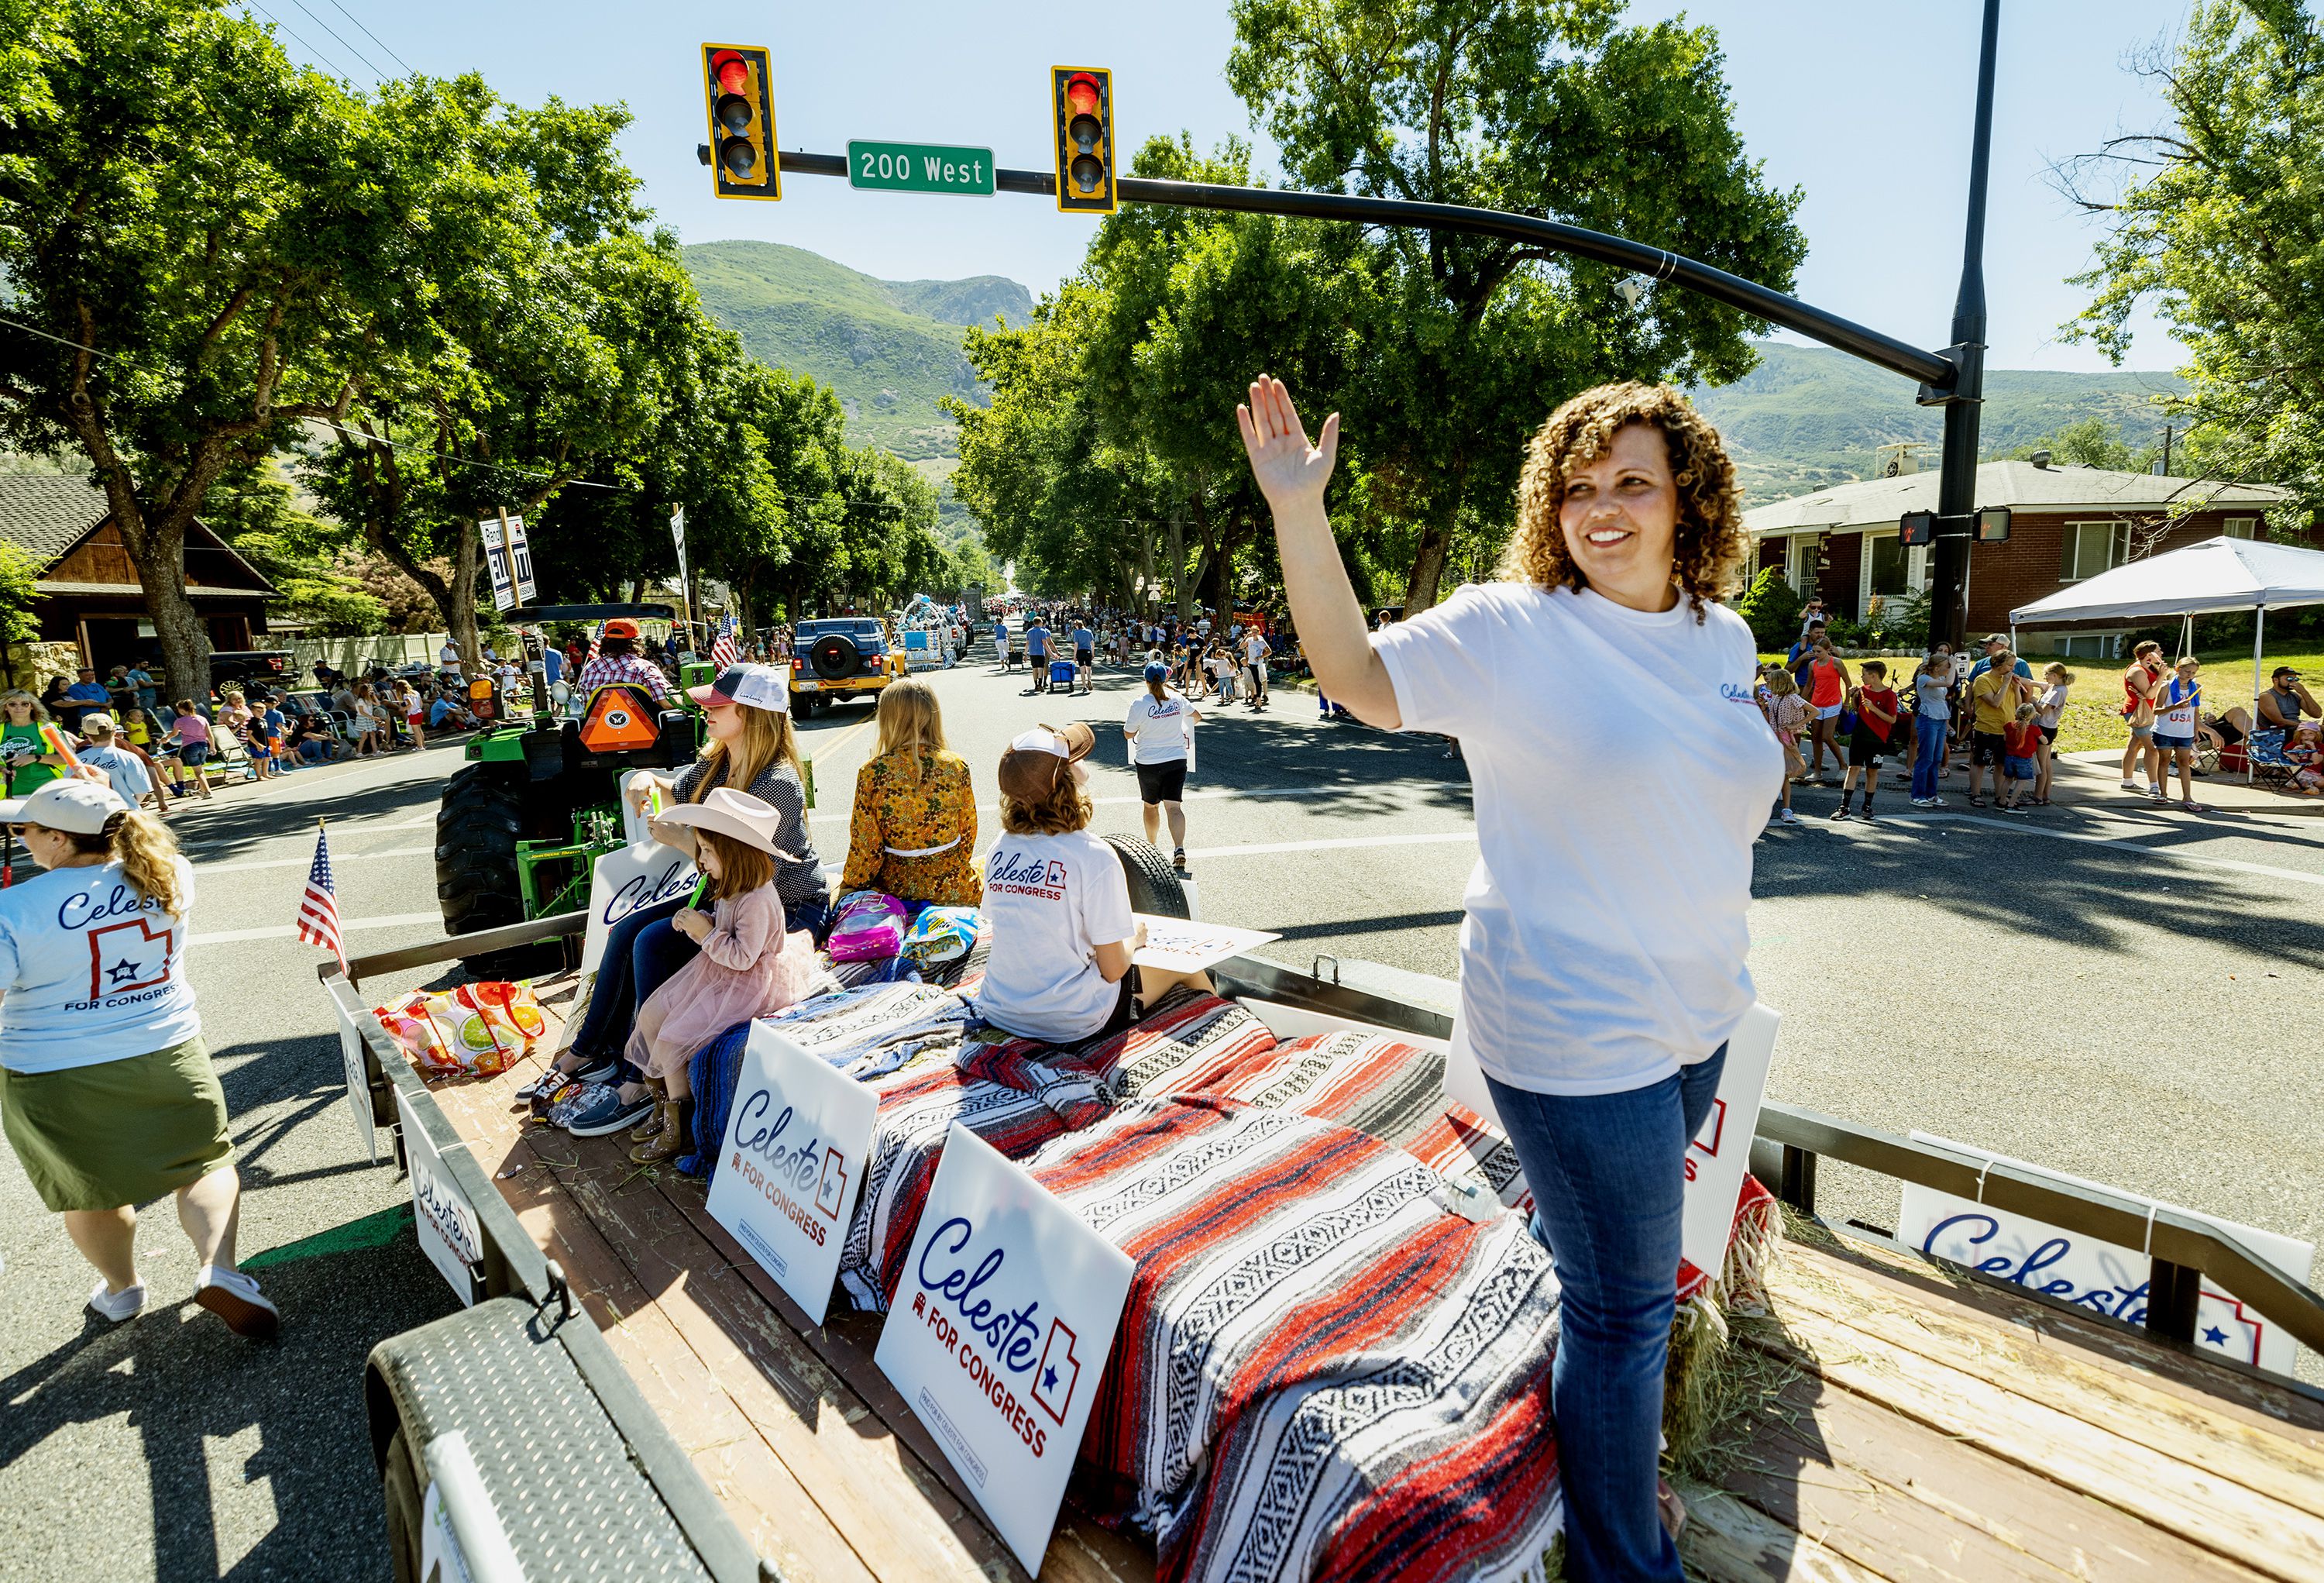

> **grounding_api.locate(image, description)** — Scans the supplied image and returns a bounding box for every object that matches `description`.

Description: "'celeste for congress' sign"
[705,1024,876,1327]
[875,1125,1134,1576]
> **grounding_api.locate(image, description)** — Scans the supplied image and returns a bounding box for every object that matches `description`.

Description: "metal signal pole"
[1927,0,2003,655]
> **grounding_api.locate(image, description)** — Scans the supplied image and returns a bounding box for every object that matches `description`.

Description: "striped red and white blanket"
[1030,1094,1565,1583]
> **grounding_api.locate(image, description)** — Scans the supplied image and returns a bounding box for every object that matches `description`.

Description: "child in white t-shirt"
[973,723,1208,1044]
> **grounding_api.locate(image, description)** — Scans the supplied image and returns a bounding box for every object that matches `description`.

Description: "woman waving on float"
[1238,373,1777,1583]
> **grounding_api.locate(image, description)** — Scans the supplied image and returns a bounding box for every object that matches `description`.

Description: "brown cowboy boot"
[629,1079,667,1143]
[629,1097,686,1165]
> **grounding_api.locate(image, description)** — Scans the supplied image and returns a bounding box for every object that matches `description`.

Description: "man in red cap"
[576,618,669,701]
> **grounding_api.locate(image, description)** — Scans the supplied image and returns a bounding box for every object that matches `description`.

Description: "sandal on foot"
[1968,795,1986,807]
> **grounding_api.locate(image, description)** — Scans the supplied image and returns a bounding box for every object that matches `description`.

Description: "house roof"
[0,474,115,566]
[0,472,277,597]
[1745,460,2289,537]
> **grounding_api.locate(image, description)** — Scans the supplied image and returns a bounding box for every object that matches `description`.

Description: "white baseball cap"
[686,662,789,714]
[0,776,132,834]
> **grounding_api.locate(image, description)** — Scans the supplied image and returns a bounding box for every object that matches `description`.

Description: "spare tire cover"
[809,633,860,680]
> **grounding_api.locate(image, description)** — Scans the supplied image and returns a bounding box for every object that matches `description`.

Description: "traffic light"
[1050,67,1116,213]
[699,44,779,200]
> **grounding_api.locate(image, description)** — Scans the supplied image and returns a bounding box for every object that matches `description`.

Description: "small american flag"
[710,615,740,669]
[296,824,346,969]
[586,623,603,667]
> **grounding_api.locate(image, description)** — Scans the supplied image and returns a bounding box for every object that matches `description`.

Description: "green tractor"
[433,605,716,976]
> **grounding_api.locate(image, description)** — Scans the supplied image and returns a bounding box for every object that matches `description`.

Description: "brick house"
[0,473,278,678]
[1745,457,2292,656]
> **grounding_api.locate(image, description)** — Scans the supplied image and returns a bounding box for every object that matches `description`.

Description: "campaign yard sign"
[1442,1000,1781,1286]
[1129,915,1278,975]
[876,1125,1135,1577]
[578,840,696,976]
[1900,1137,2315,1378]
[397,1087,484,1306]
[705,1024,877,1327]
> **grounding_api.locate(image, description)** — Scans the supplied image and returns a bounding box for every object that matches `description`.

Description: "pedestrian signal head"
[1050,67,1116,214]
[700,44,779,201]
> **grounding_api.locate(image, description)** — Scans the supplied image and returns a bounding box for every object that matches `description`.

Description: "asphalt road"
[5,638,2322,1578]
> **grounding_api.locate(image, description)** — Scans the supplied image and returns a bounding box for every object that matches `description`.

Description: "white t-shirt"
[1125,692,1196,765]
[2157,678,2200,735]
[2037,681,2071,729]
[974,830,1135,1043]
[0,857,200,1072]
[1240,632,1268,666]
[1376,582,1779,1096]
[81,742,153,801]
[439,643,460,666]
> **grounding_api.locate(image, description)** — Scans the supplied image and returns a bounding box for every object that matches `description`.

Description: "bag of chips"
[902,904,982,965]
[373,980,548,1076]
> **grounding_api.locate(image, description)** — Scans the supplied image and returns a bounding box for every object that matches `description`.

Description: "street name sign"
[847,139,995,196]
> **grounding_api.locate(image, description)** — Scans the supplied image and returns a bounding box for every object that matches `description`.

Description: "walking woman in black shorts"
[1124,660,1201,871]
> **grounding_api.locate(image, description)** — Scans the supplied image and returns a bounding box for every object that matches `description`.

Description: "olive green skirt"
[1,1037,235,1212]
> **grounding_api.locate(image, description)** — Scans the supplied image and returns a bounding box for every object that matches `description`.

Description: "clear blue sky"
[244,0,2192,373]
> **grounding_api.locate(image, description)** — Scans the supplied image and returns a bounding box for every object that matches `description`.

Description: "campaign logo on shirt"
[85,917,173,1002]
[988,850,1068,900]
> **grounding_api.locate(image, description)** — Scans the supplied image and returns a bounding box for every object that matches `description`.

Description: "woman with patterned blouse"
[842,679,982,907]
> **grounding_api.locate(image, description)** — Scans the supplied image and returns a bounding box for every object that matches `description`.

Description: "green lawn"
[1757,645,2324,755]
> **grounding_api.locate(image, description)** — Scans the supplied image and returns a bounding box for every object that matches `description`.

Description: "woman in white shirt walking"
[1239,374,1776,1583]
[0,779,277,1336]
[1124,661,1202,871]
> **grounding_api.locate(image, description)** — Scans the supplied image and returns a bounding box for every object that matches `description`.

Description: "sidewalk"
[2029,748,2322,818]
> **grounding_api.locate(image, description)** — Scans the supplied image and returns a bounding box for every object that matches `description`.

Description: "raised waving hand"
[1236,376,1340,512]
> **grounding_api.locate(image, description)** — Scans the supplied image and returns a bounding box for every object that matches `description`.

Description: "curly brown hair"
[1501,381,1748,624]
[999,773,1093,836]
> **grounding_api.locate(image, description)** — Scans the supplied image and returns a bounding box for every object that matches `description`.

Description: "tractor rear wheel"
[435,762,561,979]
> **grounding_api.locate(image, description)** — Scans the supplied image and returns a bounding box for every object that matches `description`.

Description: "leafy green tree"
[0,0,414,700]
[1998,417,2158,474]
[2060,1,2324,517]
[1733,564,1802,647]
[1227,0,1807,609]
[202,457,389,635]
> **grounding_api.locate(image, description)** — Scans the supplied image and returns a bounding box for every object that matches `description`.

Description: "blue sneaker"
[560,1082,655,1137]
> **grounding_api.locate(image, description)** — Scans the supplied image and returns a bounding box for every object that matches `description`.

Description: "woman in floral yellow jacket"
[841,679,982,906]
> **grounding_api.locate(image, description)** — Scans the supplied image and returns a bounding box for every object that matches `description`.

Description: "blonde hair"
[1505,382,1748,623]
[2044,662,2068,680]
[999,773,1092,836]
[1,689,47,722]
[873,679,947,784]
[61,808,187,917]
[2016,702,2039,722]
[1765,669,1800,697]
[695,703,803,800]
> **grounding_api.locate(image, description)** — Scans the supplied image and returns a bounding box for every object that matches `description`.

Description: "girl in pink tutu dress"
[625,788,822,1162]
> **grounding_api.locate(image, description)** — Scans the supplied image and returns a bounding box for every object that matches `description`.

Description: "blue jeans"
[1486,1044,1728,1583]
[570,897,696,1082]
[1911,714,1948,800]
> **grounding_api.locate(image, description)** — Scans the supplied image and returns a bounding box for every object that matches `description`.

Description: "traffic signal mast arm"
[765,150,1954,393]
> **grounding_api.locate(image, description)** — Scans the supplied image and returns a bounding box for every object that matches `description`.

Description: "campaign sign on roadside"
[705,1024,877,1327]
[328,986,380,1161]
[1443,1001,1781,1287]
[578,840,696,976]
[875,1125,1135,1576]
[1899,1137,2315,1377]
[397,1087,484,1306]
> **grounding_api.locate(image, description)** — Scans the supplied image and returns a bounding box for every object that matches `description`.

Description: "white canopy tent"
[2011,535,2324,704]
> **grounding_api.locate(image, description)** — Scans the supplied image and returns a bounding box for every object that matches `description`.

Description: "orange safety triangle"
[579,688,661,752]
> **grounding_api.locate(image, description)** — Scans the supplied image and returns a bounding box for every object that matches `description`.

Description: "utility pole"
[1926,0,2003,655]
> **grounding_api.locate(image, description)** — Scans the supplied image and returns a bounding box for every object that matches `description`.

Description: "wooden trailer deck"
[415,1015,2324,1583]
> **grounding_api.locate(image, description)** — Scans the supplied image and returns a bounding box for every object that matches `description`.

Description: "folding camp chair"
[2247,728,2295,789]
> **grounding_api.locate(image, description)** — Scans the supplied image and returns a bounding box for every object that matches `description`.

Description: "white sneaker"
[88,1279,146,1323]
[195,1265,280,1338]
[1776,808,1801,825]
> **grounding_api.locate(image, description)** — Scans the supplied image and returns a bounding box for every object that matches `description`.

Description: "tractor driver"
[576,618,670,702]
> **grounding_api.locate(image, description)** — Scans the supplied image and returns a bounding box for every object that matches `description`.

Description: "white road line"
[810,783,1449,823]
[1183,830,1478,861]
[189,910,442,947]
[198,845,431,874]
[1807,811,2324,890]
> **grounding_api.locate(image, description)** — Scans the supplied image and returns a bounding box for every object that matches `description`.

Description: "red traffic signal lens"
[712,50,750,95]
[1065,72,1101,116]
[720,136,758,177]
[1069,112,1102,153]
[1070,153,1104,194]
[715,92,753,135]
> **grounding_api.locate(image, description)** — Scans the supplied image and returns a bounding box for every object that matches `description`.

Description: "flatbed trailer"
[328,914,2324,1582]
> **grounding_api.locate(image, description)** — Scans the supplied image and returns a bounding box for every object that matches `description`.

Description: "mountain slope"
[1691,341,2185,503]
[682,241,1031,460]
